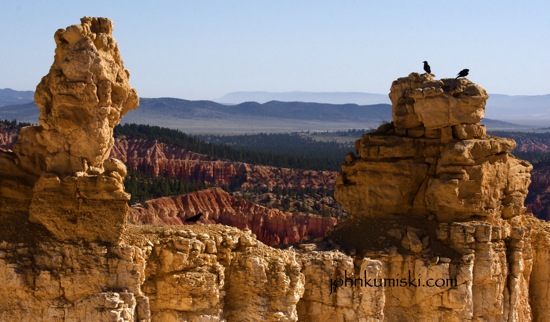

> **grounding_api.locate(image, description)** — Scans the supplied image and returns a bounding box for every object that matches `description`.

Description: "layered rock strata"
[331,73,550,321]
[335,73,531,222]
[128,187,337,245]
[112,137,337,191]
[2,17,550,321]
[0,17,138,243]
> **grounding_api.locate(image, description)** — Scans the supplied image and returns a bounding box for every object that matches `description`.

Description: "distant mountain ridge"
[122,98,392,133]
[216,91,391,105]
[485,94,550,126]
[128,98,390,121]
[0,88,545,133]
[0,88,34,107]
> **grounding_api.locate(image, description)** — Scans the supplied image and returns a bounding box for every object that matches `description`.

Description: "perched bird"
[423,61,431,74]
[456,69,469,78]
[185,212,203,223]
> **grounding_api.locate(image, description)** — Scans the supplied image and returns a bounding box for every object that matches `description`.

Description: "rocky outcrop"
[0,17,138,244]
[0,224,309,321]
[332,72,550,321]
[17,17,138,176]
[2,17,550,321]
[129,187,337,245]
[0,17,336,322]
[336,73,531,222]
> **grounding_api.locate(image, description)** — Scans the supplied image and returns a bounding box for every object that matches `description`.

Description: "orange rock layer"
[129,187,337,246]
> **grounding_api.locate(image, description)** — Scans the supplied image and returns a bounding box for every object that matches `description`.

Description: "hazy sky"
[1,1,549,100]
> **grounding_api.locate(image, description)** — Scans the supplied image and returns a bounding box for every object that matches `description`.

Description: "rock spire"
[17,16,139,176]
[335,72,531,222]
[0,17,138,243]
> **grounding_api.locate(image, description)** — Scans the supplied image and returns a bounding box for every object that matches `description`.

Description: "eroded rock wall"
[331,72,550,321]
[0,225,308,322]
[1,17,550,322]
[129,187,337,246]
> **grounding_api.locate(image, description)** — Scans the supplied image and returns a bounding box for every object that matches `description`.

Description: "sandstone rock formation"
[331,72,550,321]
[2,17,550,321]
[19,16,138,176]
[0,224,309,321]
[0,17,311,322]
[128,187,337,245]
[0,17,138,244]
[336,73,531,222]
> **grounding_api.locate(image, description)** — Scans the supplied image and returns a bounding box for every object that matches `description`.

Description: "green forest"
[124,169,207,204]
[114,123,356,204]
[115,123,352,171]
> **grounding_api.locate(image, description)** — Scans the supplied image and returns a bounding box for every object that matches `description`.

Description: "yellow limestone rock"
[0,17,138,243]
[389,73,488,130]
[2,23,550,321]
[330,73,550,321]
[17,16,139,176]
[335,73,531,222]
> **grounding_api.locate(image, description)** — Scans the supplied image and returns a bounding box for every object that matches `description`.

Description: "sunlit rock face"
[0,17,138,244]
[335,72,531,222]
[389,73,488,130]
[330,73,550,321]
[17,16,139,176]
[1,19,550,321]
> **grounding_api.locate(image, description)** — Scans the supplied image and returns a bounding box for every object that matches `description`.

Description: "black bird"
[185,212,203,223]
[456,69,469,78]
[423,61,431,74]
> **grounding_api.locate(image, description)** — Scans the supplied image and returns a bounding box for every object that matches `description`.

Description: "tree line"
[114,123,351,171]
[124,168,207,204]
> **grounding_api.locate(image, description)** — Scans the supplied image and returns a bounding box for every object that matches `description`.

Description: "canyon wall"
[112,136,337,191]
[129,187,336,246]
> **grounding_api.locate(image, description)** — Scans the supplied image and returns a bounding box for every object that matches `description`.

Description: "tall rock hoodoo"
[0,17,308,322]
[335,72,531,222]
[0,17,138,243]
[331,73,549,321]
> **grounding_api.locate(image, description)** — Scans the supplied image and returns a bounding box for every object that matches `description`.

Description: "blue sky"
[1,1,549,100]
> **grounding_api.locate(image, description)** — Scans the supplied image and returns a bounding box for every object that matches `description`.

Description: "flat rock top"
[390,73,488,129]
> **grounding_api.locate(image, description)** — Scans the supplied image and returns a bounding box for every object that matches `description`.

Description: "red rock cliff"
[129,187,337,246]
[111,136,337,190]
